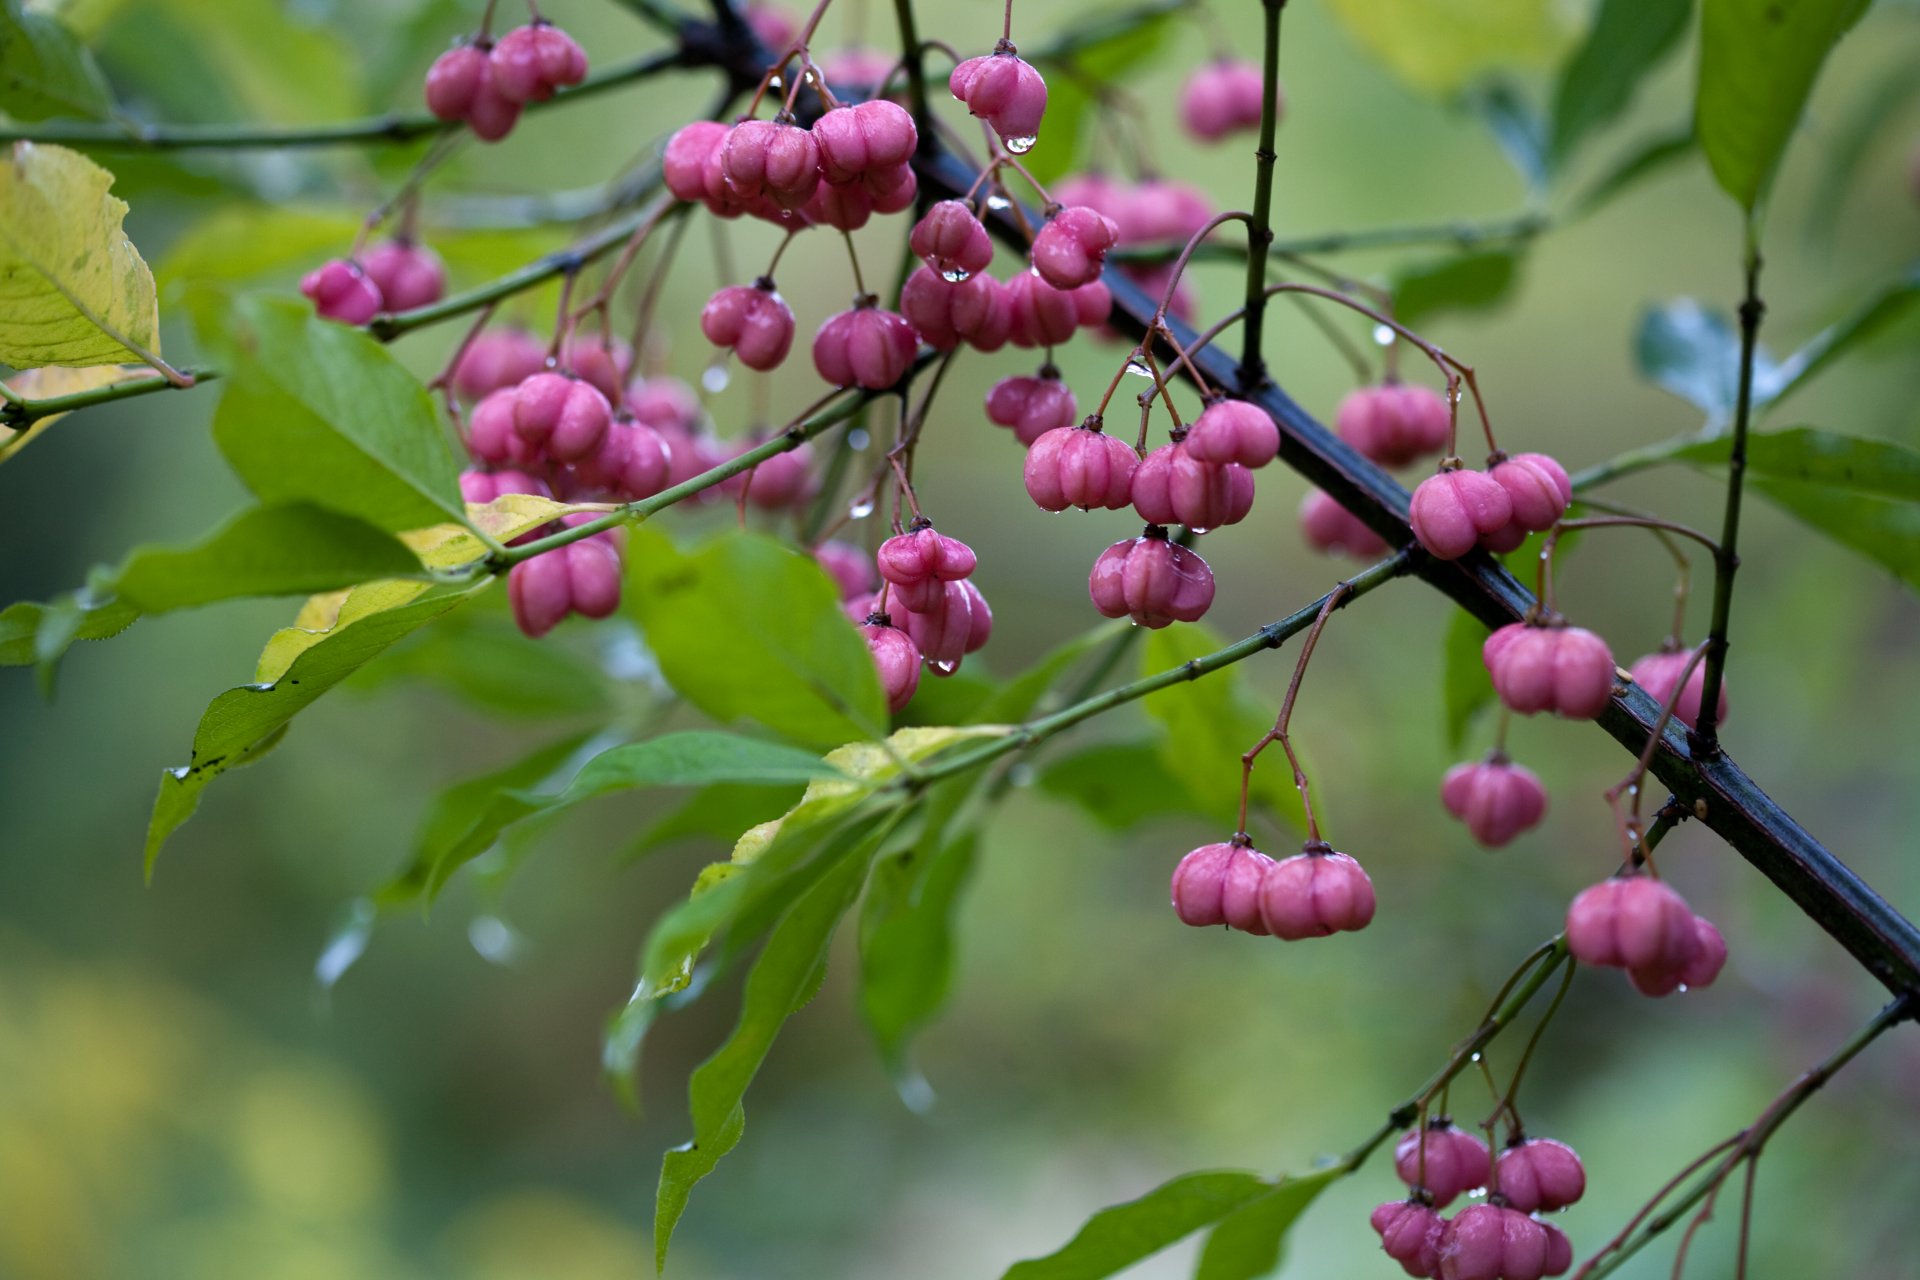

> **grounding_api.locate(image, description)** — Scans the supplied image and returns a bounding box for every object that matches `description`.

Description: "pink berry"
[861,617,922,712]
[425,43,488,120]
[1483,622,1617,719]
[359,239,445,313]
[489,22,587,105]
[1336,383,1451,469]
[816,540,876,601]
[812,99,917,182]
[1395,1122,1492,1207]
[510,550,574,638]
[458,467,549,504]
[1130,441,1255,532]
[899,578,991,673]
[300,258,383,325]
[565,537,622,619]
[452,328,547,401]
[1371,1200,1446,1279]
[464,71,523,142]
[744,2,797,51]
[1087,530,1215,628]
[1004,272,1086,348]
[1180,59,1269,142]
[1023,423,1139,511]
[1629,913,1728,997]
[701,281,797,371]
[665,121,731,203]
[1113,179,1213,245]
[1257,845,1375,940]
[909,200,995,281]
[1630,646,1727,729]
[986,373,1077,446]
[1440,757,1548,848]
[1490,452,1572,534]
[561,336,632,403]
[1409,467,1513,559]
[1169,839,1275,933]
[949,47,1048,148]
[726,438,815,509]
[1185,399,1280,468]
[578,418,672,501]
[626,376,701,432]
[1541,1223,1573,1278]
[813,303,918,389]
[466,389,530,466]
[804,178,877,231]
[1496,1139,1586,1214]
[1299,490,1391,559]
[1439,1203,1552,1280]
[1565,876,1699,976]
[1031,205,1121,289]
[876,526,977,612]
[721,118,822,209]
[901,267,1011,353]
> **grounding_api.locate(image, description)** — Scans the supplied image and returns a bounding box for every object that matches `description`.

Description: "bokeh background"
[4,0,1919,1277]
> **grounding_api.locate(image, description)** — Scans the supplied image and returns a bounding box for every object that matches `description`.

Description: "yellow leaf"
[1323,0,1577,96]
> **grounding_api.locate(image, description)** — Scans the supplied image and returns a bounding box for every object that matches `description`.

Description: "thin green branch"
[0,49,688,150]
[0,367,220,428]
[1109,212,1548,267]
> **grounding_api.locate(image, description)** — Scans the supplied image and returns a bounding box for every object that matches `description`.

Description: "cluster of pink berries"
[300,239,447,326]
[838,524,991,709]
[1053,172,1215,321]
[1410,453,1573,560]
[1566,874,1726,997]
[1179,59,1270,143]
[1301,382,1452,560]
[664,101,919,232]
[425,20,588,142]
[1373,1125,1585,1279]
[1170,836,1376,940]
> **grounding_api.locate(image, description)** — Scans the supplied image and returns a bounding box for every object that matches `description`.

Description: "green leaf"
[654,839,874,1273]
[635,782,805,855]
[1695,0,1871,212]
[1001,1170,1273,1280]
[1571,127,1696,216]
[351,613,611,719]
[1142,625,1300,837]
[97,0,359,126]
[0,142,161,368]
[543,732,846,804]
[0,590,136,668]
[1635,299,1782,423]
[1393,251,1523,328]
[1548,0,1692,168]
[857,827,977,1092]
[1749,479,1920,589]
[144,584,478,874]
[210,295,466,533]
[113,503,422,614]
[1660,426,1920,502]
[1442,609,1494,751]
[625,525,888,749]
[1022,0,1182,185]
[1194,1171,1338,1280]
[1807,62,1920,241]
[1039,739,1211,831]
[0,0,111,120]
[1467,80,1549,194]
[1323,0,1576,98]
[1769,265,1920,408]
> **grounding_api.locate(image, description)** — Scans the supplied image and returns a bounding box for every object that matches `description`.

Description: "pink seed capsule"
[1490,451,1572,533]
[813,303,919,389]
[1185,399,1280,468]
[803,178,874,231]
[1336,383,1452,469]
[876,526,978,612]
[1540,1223,1573,1279]
[1483,622,1617,719]
[1130,442,1254,532]
[1003,271,1083,348]
[727,438,815,509]
[861,618,922,712]
[425,43,489,120]
[744,2,797,51]
[1299,490,1391,560]
[1031,205,1122,289]
[1440,757,1548,848]
[986,373,1077,446]
[546,380,614,463]
[1630,646,1727,729]
[1566,876,1700,976]
[909,200,995,281]
[1169,839,1275,933]
[1371,1200,1446,1279]
[1496,1139,1586,1214]
[812,99,918,181]
[817,45,896,89]
[815,541,875,600]
[625,376,701,432]
[1395,1122,1491,1207]
[898,577,984,672]
[1257,845,1376,940]
[949,48,1048,149]
[1113,179,1214,245]
[701,281,797,371]
[1087,530,1215,628]
[452,327,547,402]
[489,22,587,104]
[1409,467,1513,559]
[1629,912,1729,997]
[300,258,383,325]
[721,118,822,209]
[564,537,622,619]
[1439,1203,1551,1280]
[1023,423,1140,512]
[901,267,1009,353]
[1180,59,1270,142]
[859,160,919,214]
[360,239,445,313]
[465,389,527,466]
[664,120,731,203]
[509,371,573,448]
[560,336,632,403]
[509,550,575,638]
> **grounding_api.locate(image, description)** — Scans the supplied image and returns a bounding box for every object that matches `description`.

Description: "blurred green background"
[4,0,1920,1277]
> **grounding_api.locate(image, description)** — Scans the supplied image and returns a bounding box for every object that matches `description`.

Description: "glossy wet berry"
[300,259,382,325]
[452,328,547,402]
[1371,1200,1445,1279]
[424,40,522,141]
[1410,467,1513,559]
[899,578,991,674]
[876,526,978,612]
[1031,205,1121,289]
[1483,622,1617,720]
[1438,1203,1556,1280]
[1005,273,1111,347]
[1394,1121,1491,1207]
[861,616,922,712]
[1336,383,1451,469]
[1185,399,1280,468]
[949,45,1048,149]
[986,373,1077,446]
[360,239,445,312]
[1566,875,1726,999]
[1627,913,1727,997]
[1489,452,1572,534]
[701,280,797,371]
[1088,528,1215,628]
[1023,423,1139,511]
[1257,843,1376,940]
[1440,757,1548,848]
[909,200,995,281]
[1496,1138,1586,1214]
[1169,838,1275,934]
[1299,490,1390,560]
[512,371,613,463]
[721,118,821,210]
[812,100,918,182]
[814,302,919,389]
[489,22,588,105]
[901,267,1011,353]
[1131,441,1255,532]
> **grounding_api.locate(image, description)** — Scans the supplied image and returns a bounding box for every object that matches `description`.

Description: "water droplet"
[931,659,960,676]
[1372,323,1396,346]
[1676,983,1691,993]
[941,266,973,283]
[1188,525,1213,535]
[1124,358,1152,379]
[1004,134,1038,154]
[1007,763,1035,788]
[1470,1052,1483,1063]
[847,427,871,450]
[702,363,730,393]
[985,194,1011,211]
[768,75,784,89]
[469,915,521,965]
[849,496,875,519]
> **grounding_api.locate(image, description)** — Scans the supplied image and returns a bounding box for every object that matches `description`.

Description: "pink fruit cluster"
[950,44,1048,149]
[666,99,917,233]
[831,526,994,702]
[424,22,587,142]
[300,240,446,325]
[1169,837,1375,940]
[1629,645,1728,729]
[1409,454,1572,561]
[1566,875,1727,997]
[508,518,623,638]
[1055,173,1214,323]
[1484,622,1617,720]
[1440,756,1548,848]
[1374,1124,1584,1278]
[1179,59,1270,142]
